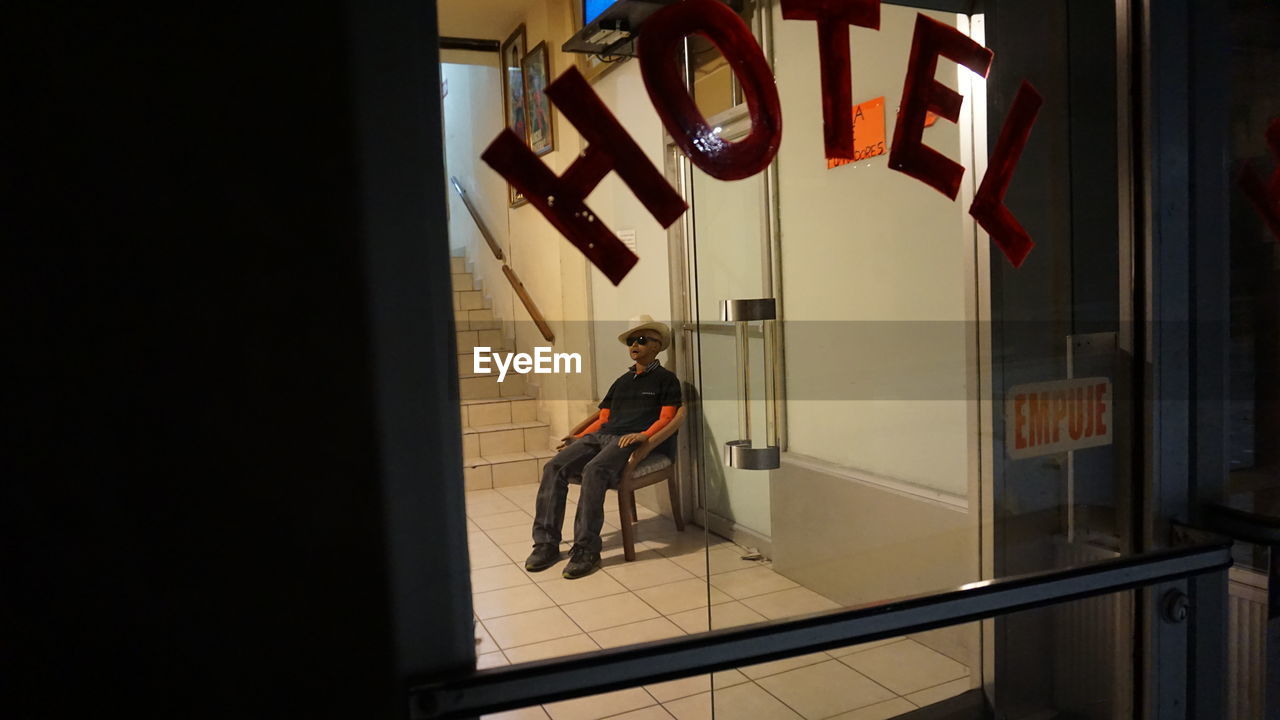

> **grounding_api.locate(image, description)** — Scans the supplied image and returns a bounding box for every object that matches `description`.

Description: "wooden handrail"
[502,265,555,343]
[449,175,504,261]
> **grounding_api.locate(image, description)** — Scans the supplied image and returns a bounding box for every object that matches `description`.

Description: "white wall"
[585,60,677,399]
[773,6,979,497]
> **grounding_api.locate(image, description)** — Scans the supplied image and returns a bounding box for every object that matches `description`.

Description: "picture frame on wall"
[521,42,555,157]
[500,24,528,207]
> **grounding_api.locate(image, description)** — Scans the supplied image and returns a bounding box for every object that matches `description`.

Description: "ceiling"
[438,0,538,42]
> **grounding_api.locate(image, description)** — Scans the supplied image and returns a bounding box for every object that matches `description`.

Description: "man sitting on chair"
[525,315,682,579]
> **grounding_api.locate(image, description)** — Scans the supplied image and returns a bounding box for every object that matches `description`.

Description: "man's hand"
[618,433,649,448]
[556,435,577,451]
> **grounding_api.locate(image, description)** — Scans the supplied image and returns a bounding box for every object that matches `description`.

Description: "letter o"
[639,0,782,181]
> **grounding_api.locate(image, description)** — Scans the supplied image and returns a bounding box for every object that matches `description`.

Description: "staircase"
[452,254,557,490]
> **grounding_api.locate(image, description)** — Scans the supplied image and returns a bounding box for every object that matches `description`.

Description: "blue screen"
[584,0,613,25]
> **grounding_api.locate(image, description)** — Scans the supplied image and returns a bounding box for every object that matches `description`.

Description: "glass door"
[676,1,1139,717]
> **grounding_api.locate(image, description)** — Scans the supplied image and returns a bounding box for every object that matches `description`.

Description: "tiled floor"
[467,483,971,720]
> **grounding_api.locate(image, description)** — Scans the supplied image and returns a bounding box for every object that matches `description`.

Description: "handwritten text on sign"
[827,97,886,169]
[1006,377,1112,459]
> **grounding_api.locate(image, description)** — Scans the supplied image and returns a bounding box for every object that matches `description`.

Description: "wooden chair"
[565,406,686,561]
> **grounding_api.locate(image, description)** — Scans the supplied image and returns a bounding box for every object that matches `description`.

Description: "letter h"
[481,67,688,285]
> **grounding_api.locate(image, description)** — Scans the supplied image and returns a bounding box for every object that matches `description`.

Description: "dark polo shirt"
[598,359,682,435]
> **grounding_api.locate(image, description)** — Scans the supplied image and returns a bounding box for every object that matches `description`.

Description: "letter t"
[780,0,881,160]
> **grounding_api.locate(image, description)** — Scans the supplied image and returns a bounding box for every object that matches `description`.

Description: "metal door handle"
[720,298,780,470]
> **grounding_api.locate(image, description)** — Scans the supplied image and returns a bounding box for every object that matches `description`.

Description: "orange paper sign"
[827,97,886,169]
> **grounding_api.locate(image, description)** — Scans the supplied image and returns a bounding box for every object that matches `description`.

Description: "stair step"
[455,308,499,332]
[456,328,506,354]
[459,395,538,428]
[461,421,551,457]
[450,272,474,291]
[450,256,466,274]
[460,373,526,401]
[453,289,485,311]
[462,451,542,490]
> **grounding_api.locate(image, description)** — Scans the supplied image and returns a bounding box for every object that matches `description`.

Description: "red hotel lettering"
[1014,393,1027,449]
[971,81,1042,268]
[481,67,687,285]
[1094,382,1107,435]
[639,0,782,181]
[1239,117,1280,242]
[1068,388,1084,440]
[1052,390,1067,442]
[888,14,992,200]
[780,0,881,160]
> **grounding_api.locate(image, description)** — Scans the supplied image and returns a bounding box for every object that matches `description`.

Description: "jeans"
[532,432,631,554]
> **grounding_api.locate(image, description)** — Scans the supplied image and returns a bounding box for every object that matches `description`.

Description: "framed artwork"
[521,42,555,157]
[500,25,528,207]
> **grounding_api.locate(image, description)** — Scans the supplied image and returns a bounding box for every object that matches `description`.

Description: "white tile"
[708,567,799,599]
[825,698,918,720]
[472,584,555,620]
[666,601,767,634]
[493,459,539,488]
[645,675,710,704]
[561,592,659,632]
[471,564,533,593]
[827,638,903,658]
[482,706,550,720]
[504,634,601,664]
[838,639,969,695]
[756,661,895,719]
[712,682,803,720]
[470,543,514,570]
[904,677,972,708]
[467,490,521,517]
[590,617,686,648]
[739,651,832,680]
[604,551,698,590]
[544,688,656,720]
[485,607,583,649]
[487,523,536,546]
[604,706,674,720]
[671,546,764,577]
[474,621,500,655]
[662,692,710,720]
[474,510,534,530]
[634,578,732,615]
[477,651,509,669]
[740,587,841,621]
[540,572,629,605]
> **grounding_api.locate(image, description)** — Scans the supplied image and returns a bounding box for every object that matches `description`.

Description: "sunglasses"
[626,335,656,347]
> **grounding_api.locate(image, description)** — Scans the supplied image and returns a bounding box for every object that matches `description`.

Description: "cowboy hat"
[618,314,671,350]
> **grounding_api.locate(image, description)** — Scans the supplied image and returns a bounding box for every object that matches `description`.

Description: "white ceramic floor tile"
[482,705,550,720]
[504,634,601,664]
[477,651,509,669]
[838,639,969,696]
[712,682,804,720]
[755,660,896,720]
[467,491,522,517]
[487,523,536,546]
[904,677,971,707]
[543,688,656,720]
[662,692,710,720]
[474,621,500,655]
[471,543,515,570]
[603,551,698,590]
[825,697,918,720]
[634,578,732,616]
[708,566,799,599]
[603,706,675,720]
[740,587,841,620]
[645,675,711,703]
[473,584,556,620]
[739,651,832,680]
[472,564,534,593]
[540,572,629,605]
[666,601,767,634]
[475,510,535,530]
[590,617,686,648]
[485,607,583,649]
[827,638,904,659]
[561,592,659,632]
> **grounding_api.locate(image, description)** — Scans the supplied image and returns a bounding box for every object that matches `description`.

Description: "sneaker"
[562,546,601,579]
[525,543,561,572]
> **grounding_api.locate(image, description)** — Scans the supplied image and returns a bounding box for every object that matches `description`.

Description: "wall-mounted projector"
[563,0,745,58]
